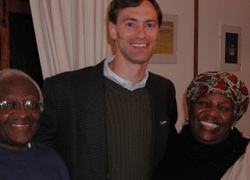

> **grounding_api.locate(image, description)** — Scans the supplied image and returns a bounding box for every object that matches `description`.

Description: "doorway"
[0,0,43,88]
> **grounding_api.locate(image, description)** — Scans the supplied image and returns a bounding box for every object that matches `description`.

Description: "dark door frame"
[194,0,199,77]
[0,0,30,69]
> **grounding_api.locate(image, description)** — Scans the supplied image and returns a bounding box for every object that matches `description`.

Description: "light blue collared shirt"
[103,55,148,91]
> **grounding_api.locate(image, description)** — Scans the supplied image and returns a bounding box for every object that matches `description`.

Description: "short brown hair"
[108,0,163,27]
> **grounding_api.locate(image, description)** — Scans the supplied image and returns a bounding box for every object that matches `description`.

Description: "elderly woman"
[155,71,250,180]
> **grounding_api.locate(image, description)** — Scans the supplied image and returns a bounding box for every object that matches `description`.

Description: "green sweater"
[105,77,152,180]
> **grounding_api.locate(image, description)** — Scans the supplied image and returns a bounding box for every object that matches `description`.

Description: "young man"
[34,0,177,179]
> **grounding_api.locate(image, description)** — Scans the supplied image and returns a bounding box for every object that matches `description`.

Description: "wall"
[198,0,250,133]
[148,0,250,133]
[148,0,194,132]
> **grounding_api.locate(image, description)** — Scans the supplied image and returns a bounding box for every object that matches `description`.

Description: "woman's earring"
[186,117,189,122]
[231,126,234,130]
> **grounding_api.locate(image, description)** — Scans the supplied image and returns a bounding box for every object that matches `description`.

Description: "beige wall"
[148,0,250,133]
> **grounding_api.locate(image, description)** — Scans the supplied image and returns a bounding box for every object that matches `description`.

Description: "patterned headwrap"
[186,71,249,121]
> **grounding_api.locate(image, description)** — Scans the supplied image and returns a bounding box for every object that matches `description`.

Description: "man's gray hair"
[0,69,43,111]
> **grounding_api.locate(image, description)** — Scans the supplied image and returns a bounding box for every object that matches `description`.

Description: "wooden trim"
[0,0,31,70]
[8,0,31,14]
[194,0,199,77]
[0,0,10,69]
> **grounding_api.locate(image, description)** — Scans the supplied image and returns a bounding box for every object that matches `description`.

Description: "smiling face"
[0,76,40,151]
[109,0,159,65]
[189,92,235,145]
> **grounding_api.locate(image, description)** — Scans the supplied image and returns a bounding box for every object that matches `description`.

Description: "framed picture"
[220,24,242,71]
[150,14,178,64]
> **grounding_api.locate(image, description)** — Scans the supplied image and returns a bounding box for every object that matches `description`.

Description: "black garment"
[155,125,249,180]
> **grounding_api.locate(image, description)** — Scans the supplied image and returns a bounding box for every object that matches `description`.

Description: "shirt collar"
[103,55,148,91]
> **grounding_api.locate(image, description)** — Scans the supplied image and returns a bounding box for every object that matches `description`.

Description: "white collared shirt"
[103,55,148,91]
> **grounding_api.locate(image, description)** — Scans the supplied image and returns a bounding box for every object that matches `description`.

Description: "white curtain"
[30,0,113,79]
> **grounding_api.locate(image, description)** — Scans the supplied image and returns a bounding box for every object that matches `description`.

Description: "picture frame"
[150,14,178,64]
[220,24,242,71]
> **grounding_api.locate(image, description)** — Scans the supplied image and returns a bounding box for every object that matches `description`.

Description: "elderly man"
[0,69,69,179]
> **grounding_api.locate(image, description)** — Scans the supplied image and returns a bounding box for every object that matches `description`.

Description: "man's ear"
[109,22,117,40]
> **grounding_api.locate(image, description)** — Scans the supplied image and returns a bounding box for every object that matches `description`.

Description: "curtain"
[30,0,113,78]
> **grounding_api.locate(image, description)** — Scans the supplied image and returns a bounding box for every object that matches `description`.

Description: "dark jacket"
[34,61,177,179]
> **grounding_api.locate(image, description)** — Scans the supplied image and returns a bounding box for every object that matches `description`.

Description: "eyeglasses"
[0,100,43,114]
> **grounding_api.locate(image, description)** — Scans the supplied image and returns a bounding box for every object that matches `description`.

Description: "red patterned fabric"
[186,71,249,121]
